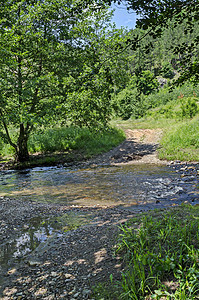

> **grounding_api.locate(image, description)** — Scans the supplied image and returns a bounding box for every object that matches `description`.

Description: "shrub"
[112,88,146,120]
[181,97,198,119]
[130,70,159,95]
[161,62,175,79]
[145,83,199,109]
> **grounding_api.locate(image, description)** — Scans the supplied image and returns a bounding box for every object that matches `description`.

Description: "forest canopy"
[0,0,198,162]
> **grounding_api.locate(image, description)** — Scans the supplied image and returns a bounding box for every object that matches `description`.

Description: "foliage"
[112,70,159,120]
[27,126,125,157]
[131,70,159,95]
[116,0,199,84]
[181,97,199,119]
[161,62,175,79]
[159,117,199,161]
[112,88,146,120]
[145,84,199,109]
[0,0,128,162]
[147,96,199,120]
[94,205,199,299]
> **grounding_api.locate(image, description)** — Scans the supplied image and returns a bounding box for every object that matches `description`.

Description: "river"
[1,163,199,210]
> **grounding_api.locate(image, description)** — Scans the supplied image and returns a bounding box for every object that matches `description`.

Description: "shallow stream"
[0,163,199,282]
[1,164,199,207]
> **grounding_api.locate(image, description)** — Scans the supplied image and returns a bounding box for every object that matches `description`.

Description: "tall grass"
[0,126,125,160]
[159,117,199,161]
[28,126,125,157]
[145,83,199,108]
[93,205,199,299]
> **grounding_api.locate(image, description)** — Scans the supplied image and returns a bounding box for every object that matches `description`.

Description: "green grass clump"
[147,96,199,120]
[28,126,125,158]
[145,83,199,108]
[159,117,199,161]
[93,205,199,299]
[111,117,181,130]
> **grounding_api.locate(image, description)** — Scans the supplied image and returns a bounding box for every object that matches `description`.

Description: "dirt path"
[0,128,169,299]
[85,128,167,167]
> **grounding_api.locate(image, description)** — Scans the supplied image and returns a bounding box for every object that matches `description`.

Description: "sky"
[110,3,138,29]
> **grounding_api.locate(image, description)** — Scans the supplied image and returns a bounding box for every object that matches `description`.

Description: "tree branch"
[0,109,18,151]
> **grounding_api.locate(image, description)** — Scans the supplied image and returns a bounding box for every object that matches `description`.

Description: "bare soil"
[0,129,168,299]
[84,128,167,167]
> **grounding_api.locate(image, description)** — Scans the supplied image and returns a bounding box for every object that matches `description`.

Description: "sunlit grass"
[159,117,199,161]
[111,114,199,162]
[93,205,199,299]
[111,117,180,130]
[28,126,125,157]
[0,125,125,164]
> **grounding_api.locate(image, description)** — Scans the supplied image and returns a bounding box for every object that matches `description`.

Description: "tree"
[0,0,76,161]
[59,17,131,128]
[0,0,125,162]
[105,0,199,83]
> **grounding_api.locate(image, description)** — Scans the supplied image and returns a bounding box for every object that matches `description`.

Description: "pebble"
[73,292,80,298]
[83,289,91,297]
[0,165,199,299]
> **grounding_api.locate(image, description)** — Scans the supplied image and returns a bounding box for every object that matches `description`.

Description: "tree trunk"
[16,124,30,162]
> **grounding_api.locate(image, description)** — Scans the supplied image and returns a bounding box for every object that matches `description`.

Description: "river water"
[0,163,199,285]
[1,163,199,209]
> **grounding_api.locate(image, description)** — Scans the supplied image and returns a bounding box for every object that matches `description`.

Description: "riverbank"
[0,127,167,171]
[0,197,137,299]
[1,161,199,299]
[1,128,199,299]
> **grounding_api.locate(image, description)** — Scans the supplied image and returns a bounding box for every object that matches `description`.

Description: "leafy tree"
[105,0,199,83]
[0,0,80,161]
[0,0,126,162]
[59,17,131,129]
[131,70,159,95]
[113,70,158,119]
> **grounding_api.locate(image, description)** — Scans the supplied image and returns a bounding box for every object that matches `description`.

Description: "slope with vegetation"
[0,0,198,166]
[0,0,199,299]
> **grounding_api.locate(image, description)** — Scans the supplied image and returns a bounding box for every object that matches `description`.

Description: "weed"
[93,205,199,299]
[159,117,199,161]
[0,126,125,162]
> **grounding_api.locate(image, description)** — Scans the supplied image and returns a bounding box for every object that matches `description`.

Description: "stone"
[28,260,42,266]
[73,292,80,298]
[83,289,91,297]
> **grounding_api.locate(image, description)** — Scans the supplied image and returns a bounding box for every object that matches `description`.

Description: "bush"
[130,70,159,95]
[161,62,175,79]
[112,88,146,120]
[181,97,198,119]
[145,83,199,109]
[147,96,199,120]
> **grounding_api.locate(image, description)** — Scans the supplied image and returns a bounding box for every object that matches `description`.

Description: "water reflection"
[0,164,198,207]
[0,212,91,278]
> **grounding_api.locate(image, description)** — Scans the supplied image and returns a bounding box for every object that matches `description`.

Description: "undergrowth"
[159,117,199,161]
[0,126,125,162]
[28,126,125,157]
[93,205,199,299]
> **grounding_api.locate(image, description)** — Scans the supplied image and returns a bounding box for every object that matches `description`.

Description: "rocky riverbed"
[0,161,199,299]
[0,129,199,299]
[0,198,137,299]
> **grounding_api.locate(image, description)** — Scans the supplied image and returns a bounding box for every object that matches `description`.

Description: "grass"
[159,117,199,161]
[28,126,125,157]
[0,126,125,167]
[111,117,180,130]
[93,205,199,299]
[111,113,199,162]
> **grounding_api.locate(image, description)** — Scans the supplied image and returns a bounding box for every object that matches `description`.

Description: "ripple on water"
[0,164,198,207]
